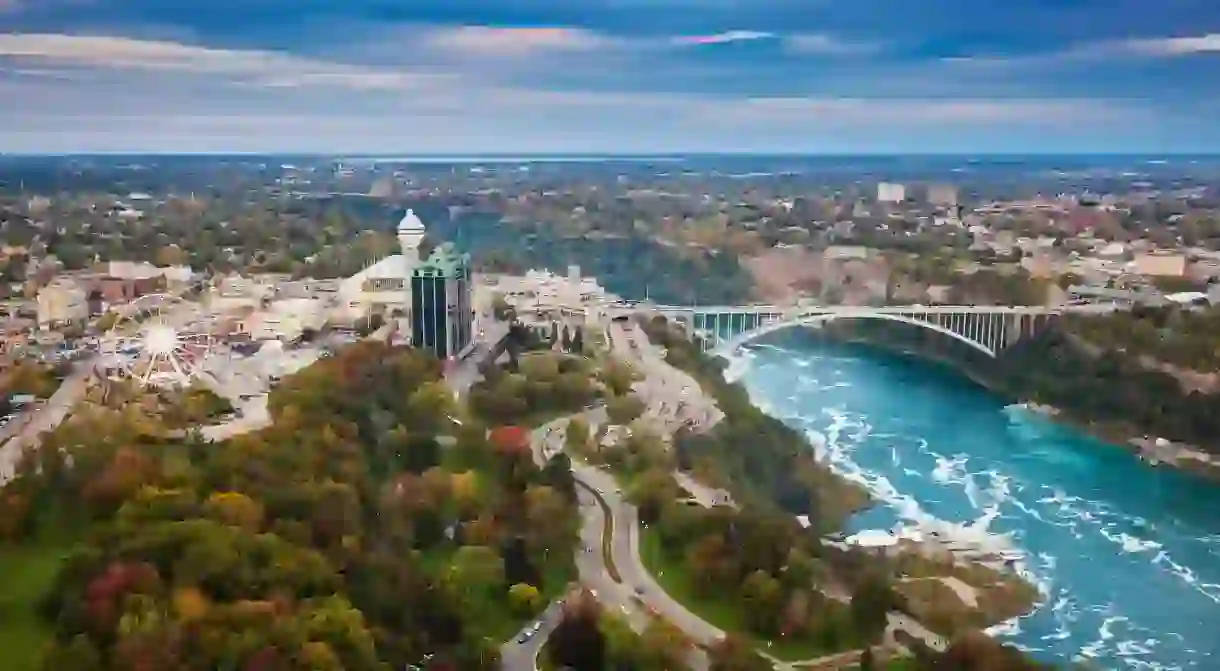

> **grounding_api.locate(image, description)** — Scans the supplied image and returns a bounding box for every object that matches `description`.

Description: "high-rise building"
[877,182,906,203]
[410,243,474,360]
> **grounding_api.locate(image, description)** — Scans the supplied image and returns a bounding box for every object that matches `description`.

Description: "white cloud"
[419,26,614,57]
[672,31,775,46]
[1121,33,1220,56]
[0,32,1163,152]
[946,32,1220,69]
[0,33,453,91]
[783,34,879,55]
[706,96,1125,125]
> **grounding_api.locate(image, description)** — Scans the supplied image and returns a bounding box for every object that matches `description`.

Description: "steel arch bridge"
[649,303,1116,357]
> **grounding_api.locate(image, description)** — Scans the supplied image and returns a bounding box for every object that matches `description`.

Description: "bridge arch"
[715,310,999,358]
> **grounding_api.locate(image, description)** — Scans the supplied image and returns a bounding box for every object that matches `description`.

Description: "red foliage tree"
[488,426,531,457]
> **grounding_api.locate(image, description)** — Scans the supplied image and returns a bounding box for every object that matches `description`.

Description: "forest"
[0,341,580,670]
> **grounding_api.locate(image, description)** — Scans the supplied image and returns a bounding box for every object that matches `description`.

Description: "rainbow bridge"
[648,303,1117,357]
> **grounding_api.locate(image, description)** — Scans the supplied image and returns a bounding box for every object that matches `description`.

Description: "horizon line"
[3,151,1220,159]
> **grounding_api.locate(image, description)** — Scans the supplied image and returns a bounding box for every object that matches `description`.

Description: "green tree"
[508,583,542,616]
[850,571,895,643]
[708,633,771,671]
[565,416,590,451]
[447,545,506,598]
[599,359,637,396]
[606,394,646,426]
[43,634,104,670]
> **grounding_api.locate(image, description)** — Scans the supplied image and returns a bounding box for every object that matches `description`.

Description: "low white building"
[336,209,427,322]
[208,273,273,313]
[105,260,161,281]
[36,277,88,327]
[492,266,615,326]
[238,298,329,343]
[877,182,906,203]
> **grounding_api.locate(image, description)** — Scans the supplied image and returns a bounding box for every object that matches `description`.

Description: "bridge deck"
[653,304,1113,315]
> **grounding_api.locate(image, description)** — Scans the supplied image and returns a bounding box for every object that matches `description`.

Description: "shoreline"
[823,333,1220,484]
[694,332,1042,635]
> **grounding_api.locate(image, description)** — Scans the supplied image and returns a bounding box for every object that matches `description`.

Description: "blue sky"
[1,0,1218,153]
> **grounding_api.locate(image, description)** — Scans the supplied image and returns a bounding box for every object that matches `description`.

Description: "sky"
[1,0,1219,154]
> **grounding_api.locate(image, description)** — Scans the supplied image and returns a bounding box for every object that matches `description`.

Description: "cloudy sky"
[1,0,1219,153]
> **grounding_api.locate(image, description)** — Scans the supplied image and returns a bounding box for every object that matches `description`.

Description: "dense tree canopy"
[3,341,579,670]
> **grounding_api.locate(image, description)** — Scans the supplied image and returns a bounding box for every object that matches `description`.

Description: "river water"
[729,332,1220,671]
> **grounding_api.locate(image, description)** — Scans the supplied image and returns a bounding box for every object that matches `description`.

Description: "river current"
[728,331,1220,671]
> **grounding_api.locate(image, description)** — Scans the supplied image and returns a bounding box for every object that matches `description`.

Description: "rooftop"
[413,243,470,278]
[397,208,426,234]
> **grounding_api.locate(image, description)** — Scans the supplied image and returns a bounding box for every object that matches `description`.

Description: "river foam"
[726,334,1220,670]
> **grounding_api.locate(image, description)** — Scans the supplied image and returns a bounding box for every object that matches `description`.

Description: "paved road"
[499,483,654,670]
[607,321,723,433]
[526,412,716,670]
[448,319,511,397]
[500,599,568,671]
[0,358,96,483]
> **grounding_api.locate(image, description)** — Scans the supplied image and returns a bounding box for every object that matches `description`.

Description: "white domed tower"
[395,209,427,339]
[397,208,426,263]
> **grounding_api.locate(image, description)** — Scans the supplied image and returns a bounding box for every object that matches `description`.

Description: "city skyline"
[1,0,1218,153]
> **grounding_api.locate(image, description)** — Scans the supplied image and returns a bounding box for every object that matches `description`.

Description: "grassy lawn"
[637,525,851,662]
[0,537,74,671]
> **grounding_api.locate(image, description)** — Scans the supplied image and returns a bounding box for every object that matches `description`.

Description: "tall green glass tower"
[410,243,474,360]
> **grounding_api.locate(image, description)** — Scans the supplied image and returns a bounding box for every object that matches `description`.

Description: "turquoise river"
[730,331,1220,671]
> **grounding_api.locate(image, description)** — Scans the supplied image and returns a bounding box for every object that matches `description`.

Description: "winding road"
[497,410,718,670]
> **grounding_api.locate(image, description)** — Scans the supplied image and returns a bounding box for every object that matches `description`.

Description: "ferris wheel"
[100,293,217,388]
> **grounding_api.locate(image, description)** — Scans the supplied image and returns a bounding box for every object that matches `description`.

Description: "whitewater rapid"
[730,336,1220,670]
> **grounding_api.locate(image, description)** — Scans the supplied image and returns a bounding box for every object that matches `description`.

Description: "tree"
[599,360,637,396]
[541,453,576,501]
[572,326,584,354]
[43,634,103,671]
[549,591,605,671]
[448,545,506,595]
[154,244,188,267]
[740,570,783,634]
[606,394,645,426]
[488,425,532,458]
[637,619,689,670]
[561,325,573,352]
[203,491,264,531]
[550,321,560,346]
[709,634,770,671]
[450,471,483,517]
[565,417,590,451]
[859,646,876,671]
[491,293,514,320]
[524,484,570,557]
[508,583,542,616]
[850,571,895,643]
